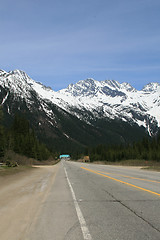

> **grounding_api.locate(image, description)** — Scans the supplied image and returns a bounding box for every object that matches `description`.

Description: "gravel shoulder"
[0,164,59,240]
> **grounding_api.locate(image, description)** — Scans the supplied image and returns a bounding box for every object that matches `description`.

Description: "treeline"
[0,107,52,161]
[86,133,160,162]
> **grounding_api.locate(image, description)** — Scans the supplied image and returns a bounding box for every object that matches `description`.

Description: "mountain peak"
[77,78,97,86]
[121,82,136,92]
[103,79,121,89]
[142,82,160,92]
[8,69,32,82]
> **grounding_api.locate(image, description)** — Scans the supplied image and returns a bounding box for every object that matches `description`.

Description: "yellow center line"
[96,171,160,183]
[81,167,160,197]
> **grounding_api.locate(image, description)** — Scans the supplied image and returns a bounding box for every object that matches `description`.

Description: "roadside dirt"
[0,164,60,240]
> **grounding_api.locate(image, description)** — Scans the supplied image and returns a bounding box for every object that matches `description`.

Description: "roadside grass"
[0,150,60,176]
[32,158,60,166]
[141,166,160,172]
[92,159,160,171]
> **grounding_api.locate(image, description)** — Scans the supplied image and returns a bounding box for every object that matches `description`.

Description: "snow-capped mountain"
[57,78,160,131]
[0,69,159,150]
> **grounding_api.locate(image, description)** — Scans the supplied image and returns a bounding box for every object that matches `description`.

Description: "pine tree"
[10,114,52,160]
[0,107,5,158]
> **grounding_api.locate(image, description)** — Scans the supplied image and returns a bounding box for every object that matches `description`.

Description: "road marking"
[64,166,92,240]
[81,167,160,197]
[97,171,160,183]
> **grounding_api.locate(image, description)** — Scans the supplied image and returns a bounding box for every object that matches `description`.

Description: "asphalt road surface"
[26,161,160,240]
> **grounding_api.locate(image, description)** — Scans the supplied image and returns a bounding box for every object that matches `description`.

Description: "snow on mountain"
[57,78,160,130]
[0,69,35,99]
[0,70,159,135]
[142,83,160,92]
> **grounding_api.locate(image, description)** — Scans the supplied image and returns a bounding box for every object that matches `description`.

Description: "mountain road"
[1,161,160,240]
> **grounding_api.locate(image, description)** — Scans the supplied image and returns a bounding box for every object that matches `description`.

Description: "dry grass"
[2,150,34,165]
[91,159,160,171]
[32,157,60,166]
[0,151,60,176]
[141,166,160,172]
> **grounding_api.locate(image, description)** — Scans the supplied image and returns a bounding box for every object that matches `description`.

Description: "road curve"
[27,161,160,240]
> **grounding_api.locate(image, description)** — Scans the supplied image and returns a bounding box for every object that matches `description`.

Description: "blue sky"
[0,0,160,90]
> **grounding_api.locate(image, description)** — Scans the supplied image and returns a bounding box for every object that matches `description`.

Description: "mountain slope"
[0,69,159,152]
[57,78,160,133]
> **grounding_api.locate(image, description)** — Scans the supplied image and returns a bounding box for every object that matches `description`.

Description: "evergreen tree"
[87,132,160,163]
[0,106,5,158]
[10,114,52,160]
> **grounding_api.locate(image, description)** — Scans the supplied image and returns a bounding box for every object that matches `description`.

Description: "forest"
[0,106,54,162]
[86,133,160,162]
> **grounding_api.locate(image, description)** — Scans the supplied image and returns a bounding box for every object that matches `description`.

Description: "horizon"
[0,0,160,91]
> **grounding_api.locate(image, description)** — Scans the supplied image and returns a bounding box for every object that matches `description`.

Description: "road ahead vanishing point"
[1,161,160,240]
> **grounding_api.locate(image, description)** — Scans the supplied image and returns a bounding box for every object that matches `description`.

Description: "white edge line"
[63,165,92,240]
